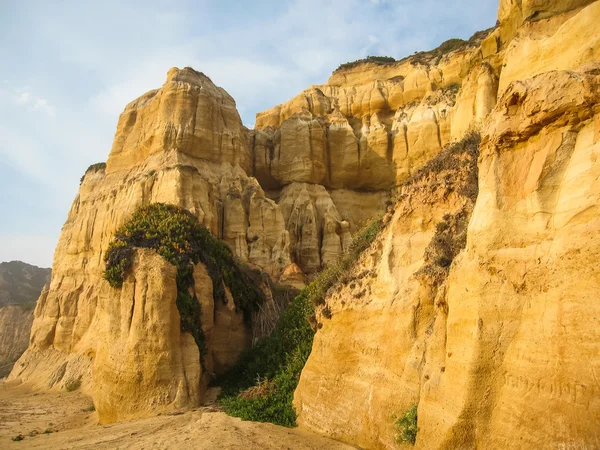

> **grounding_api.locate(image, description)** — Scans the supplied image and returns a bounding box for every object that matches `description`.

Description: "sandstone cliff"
[8,0,600,445]
[293,1,600,448]
[8,69,294,422]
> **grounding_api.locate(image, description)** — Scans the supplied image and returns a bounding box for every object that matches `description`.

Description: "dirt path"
[0,381,356,449]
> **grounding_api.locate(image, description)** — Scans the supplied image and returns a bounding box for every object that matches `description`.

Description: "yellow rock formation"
[93,249,203,423]
[9,0,600,443]
[293,1,600,441]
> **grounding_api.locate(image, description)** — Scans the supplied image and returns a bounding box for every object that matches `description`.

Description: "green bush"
[336,55,396,72]
[219,292,315,426]
[394,404,418,445]
[103,203,265,366]
[218,214,384,427]
[80,162,106,184]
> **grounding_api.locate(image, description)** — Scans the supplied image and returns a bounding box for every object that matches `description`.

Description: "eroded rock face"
[251,35,494,192]
[107,67,251,174]
[8,68,288,421]
[498,1,600,93]
[294,130,480,449]
[416,65,600,450]
[293,62,600,450]
[93,249,202,423]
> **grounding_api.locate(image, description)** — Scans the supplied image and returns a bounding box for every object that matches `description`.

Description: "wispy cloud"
[2,85,56,117]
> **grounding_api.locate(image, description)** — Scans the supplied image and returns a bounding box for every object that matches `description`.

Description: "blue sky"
[0,0,498,267]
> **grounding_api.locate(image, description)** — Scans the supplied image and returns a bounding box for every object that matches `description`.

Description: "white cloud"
[3,86,56,117]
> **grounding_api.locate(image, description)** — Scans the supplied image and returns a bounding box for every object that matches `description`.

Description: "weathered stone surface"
[417,64,600,450]
[252,37,488,192]
[498,0,596,45]
[294,66,600,449]
[278,183,352,274]
[194,263,251,378]
[93,249,203,423]
[8,69,289,420]
[108,67,251,174]
[294,129,479,450]
[279,263,306,290]
[451,63,498,140]
[499,1,600,94]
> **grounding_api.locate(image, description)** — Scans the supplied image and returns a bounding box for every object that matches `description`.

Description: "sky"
[0,0,498,268]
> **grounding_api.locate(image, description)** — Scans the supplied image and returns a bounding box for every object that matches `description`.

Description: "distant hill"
[0,261,51,308]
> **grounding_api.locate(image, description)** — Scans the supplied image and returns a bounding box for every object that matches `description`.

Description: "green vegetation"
[103,203,265,366]
[80,162,106,184]
[219,292,314,426]
[408,38,468,66]
[336,55,396,72]
[12,434,25,442]
[335,27,496,73]
[65,379,81,392]
[218,215,384,426]
[406,130,480,199]
[409,131,481,283]
[394,405,418,445]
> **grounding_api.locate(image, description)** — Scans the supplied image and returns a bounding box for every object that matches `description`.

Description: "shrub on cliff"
[218,214,384,426]
[103,203,265,365]
[80,162,106,184]
[336,55,396,72]
[394,404,418,445]
[219,291,314,426]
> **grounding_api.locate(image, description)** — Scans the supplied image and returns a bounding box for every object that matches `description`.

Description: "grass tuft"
[394,404,418,445]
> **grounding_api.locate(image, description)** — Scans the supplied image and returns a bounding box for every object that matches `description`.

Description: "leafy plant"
[103,203,265,367]
[12,434,25,442]
[394,405,418,445]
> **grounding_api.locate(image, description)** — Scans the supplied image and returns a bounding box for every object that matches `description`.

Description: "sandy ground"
[0,381,356,449]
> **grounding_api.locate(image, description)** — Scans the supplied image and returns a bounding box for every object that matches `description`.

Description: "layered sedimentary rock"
[417,62,600,450]
[8,68,290,422]
[293,1,600,445]
[93,249,202,423]
[294,129,481,449]
[252,34,493,192]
